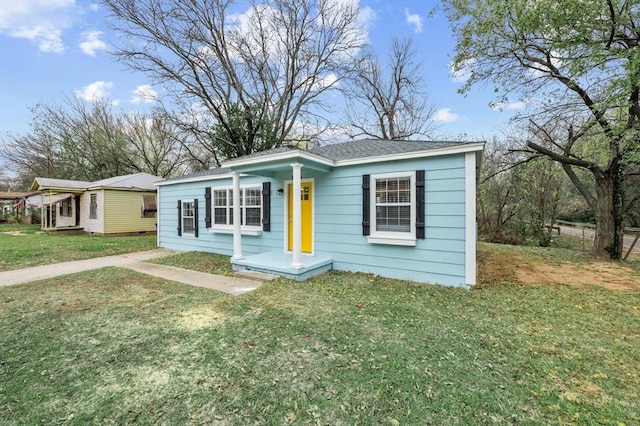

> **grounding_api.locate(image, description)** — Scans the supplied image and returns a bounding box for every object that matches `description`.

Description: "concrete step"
[233,270,279,281]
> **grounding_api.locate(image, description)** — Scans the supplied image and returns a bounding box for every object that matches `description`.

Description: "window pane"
[183,217,194,234]
[245,188,261,206]
[245,207,261,226]
[182,201,194,217]
[214,208,227,225]
[214,190,227,206]
[376,202,411,233]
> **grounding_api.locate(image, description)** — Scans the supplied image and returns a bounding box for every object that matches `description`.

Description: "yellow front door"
[288,181,313,253]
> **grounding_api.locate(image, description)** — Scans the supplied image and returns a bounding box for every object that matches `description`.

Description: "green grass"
[149,251,234,276]
[0,224,157,271]
[1,262,638,424]
[0,223,41,233]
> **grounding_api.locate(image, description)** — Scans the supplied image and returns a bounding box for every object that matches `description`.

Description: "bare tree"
[121,112,187,178]
[101,0,366,164]
[344,37,438,140]
[2,98,189,186]
[2,112,69,189]
[34,99,130,181]
[443,0,640,259]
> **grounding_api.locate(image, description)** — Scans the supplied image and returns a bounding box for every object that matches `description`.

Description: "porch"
[231,252,333,281]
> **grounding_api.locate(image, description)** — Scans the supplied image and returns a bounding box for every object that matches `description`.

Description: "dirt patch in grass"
[479,243,640,291]
[176,306,227,330]
[516,261,640,291]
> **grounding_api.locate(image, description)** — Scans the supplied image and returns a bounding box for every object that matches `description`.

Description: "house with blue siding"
[156,139,484,287]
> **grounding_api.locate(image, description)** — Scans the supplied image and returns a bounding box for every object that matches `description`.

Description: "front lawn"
[1,258,638,424]
[0,224,157,271]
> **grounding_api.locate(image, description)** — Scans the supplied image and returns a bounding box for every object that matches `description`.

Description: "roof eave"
[155,172,236,186]
[222,150,335,170]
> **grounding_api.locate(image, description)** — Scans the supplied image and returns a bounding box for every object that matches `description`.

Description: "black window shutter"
[362,174,370,236]
[177,200,182,236]
[194,198,199,238]
[205,187,212,228]
[416,170,425,239]
[262,182,271,232]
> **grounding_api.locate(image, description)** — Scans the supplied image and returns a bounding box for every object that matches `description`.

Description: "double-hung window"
[368,171,416,246]
[89,194,97,219]
[212,186,262,229]
[182,200,196,235]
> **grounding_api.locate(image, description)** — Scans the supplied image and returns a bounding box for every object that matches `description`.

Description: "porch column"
[290,163,303,269]
[48,190,53,229]
[40,195,44,230]
[231,172,243,260]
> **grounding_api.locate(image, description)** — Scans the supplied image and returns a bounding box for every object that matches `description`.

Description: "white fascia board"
[155,173,234,186]
[334,142,485,167]
[465,151,477,286]
[35,186,87,193]
[87,186,156,191]
[222,150,334,169]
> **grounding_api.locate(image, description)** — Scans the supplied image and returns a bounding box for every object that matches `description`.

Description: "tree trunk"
[592,172,624,259]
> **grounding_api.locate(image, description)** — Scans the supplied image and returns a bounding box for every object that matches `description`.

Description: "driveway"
[0,249,263,295]
[558,226,640,253]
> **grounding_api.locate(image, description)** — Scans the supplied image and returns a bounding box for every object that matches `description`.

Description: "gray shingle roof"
[33,177,92,190]
[33,173,161,191]
[309,139,474,161]
[89,172,160,190]
[159,167,231,183]
[226,146,297,161]
[159,139,480,185]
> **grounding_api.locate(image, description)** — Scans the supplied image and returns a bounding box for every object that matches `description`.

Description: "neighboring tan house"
[31,173,159,235]
[156,139,484,287]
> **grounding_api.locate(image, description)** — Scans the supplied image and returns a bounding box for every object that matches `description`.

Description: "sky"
[0,0,524,172]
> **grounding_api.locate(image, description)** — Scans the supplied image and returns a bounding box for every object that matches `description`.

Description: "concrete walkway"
[0,249,262,295]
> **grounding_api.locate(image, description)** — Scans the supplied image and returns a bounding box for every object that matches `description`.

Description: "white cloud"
[404,8,422,33]
[89,3,100,12]
[130,85,158,103]
[74,81,114,102]
[226,0,369,63]
[506,101,526,110]
[449,58,476,83]
[358,5,376,33]
[311,73,338,91]
[433,108,460,123]
[490,100,527,111]
[79,31,107,56]
[0,0,76,53]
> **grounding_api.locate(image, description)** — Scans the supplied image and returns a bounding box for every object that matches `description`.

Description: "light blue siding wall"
[311,154,467,286]
[158,175,281,255]
[158,152,468,286]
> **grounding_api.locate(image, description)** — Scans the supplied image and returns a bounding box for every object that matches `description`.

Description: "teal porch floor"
[231,252,333,281]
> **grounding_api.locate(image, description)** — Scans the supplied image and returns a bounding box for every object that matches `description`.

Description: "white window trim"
[209,184,263,234]
[368,171,416,247]
[208,227,262,236]
[181,199,196,237]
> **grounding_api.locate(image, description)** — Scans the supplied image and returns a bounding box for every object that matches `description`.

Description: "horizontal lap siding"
[314,154,468,286]
[103,190,157,234]
[158,176,280,255]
